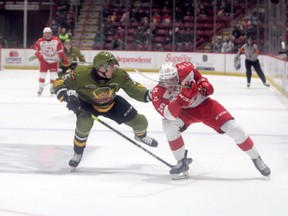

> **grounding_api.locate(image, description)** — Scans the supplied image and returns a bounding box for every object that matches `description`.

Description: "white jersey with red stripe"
[34,36,64,63]
[152,62,208,120]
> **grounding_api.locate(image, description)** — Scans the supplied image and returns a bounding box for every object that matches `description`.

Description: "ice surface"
[0,69,287,216]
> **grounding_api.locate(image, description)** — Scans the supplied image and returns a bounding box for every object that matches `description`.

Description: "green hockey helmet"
[93,51,119,70]
[64,39,72,45]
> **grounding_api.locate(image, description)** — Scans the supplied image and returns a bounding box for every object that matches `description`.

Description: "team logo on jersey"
[92,87,115,105]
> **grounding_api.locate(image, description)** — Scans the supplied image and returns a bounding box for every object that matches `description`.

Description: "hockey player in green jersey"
[53,51,158,168]
[58,39,86,76]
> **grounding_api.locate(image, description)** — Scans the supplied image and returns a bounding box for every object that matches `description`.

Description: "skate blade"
[70,167,77,172]
[264,175,271,180]
[171,171,190,180]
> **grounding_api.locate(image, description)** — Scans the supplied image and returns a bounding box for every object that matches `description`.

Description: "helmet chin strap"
[97,67,109,78]
[100,71,108,78]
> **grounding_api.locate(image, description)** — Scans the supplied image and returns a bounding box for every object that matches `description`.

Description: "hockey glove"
[145,89,152,102]
[65,90,80,113]
[197,77,214,96]
[176,82,198,107]
[70,62,78,70]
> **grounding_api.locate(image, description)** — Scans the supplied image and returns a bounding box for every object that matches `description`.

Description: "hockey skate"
[69,153,83,169]
[170,157,193,180]
[135,134,158,147]
[252,156,271,177]
[263,82,270,87]
[50,86,55,95]
[37,87,43,96]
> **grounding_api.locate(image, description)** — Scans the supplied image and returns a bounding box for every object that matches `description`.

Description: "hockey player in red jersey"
[34,27,69,96]
[151,62,271,178]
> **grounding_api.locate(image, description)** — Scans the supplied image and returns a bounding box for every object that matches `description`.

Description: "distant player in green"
[53,51,158,168]
[58,39,86,76]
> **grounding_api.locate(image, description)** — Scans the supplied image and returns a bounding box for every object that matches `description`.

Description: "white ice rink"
[0,69,288,216]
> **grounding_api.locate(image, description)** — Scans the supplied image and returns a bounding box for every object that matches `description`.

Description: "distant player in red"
[34,27,69,96]
[151,62,270,179]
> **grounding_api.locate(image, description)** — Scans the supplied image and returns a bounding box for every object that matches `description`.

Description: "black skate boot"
[252,156,271,177]
[69,153,83,168]
[263,82,270,87]
[170,156,193,180]
[170,157,193,175]
[135,133,158,147]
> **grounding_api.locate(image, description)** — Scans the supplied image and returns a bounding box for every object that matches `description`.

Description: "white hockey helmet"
[159,63,178,80]
[159,63,179,90]
[43,27,52,33]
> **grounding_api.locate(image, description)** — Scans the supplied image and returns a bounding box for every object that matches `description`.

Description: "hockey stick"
[134,69,159,83]
[134,69,191,88]
[91,114,173,168]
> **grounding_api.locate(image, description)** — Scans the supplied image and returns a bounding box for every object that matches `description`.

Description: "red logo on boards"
[5,50,22,64]
[9,51,19,57]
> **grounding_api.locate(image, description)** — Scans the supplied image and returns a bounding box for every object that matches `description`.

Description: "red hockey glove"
[197,77,214,96]
[176,82,198,107]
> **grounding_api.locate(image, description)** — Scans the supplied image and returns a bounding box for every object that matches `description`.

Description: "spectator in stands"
[141,16,150,27]
[164,30,173,46]
[240,17,250,32]
[51,19,61,36]
[221,37,234,53]
[120,11,130,24]
[231,25,242,40]
[105,20,117,36]
[102,5,112,19]
[138,8,148,20]
[93,29,105,49]
[162,27,184,51]
[112,0,124,7]
[196,2,208,17]
[130,8,139,22]
[117,27,125,41]
[142,28,154,46]
[250,9,259,26]
[133,26,146,48]
[110,11,118,22]
[174,27,183,50]
[212,36,223,52]
[109,34,124,50]
[162,12,172,24]
[152,12,161,24]
[58,27,70,43]
[182,28,193,46]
